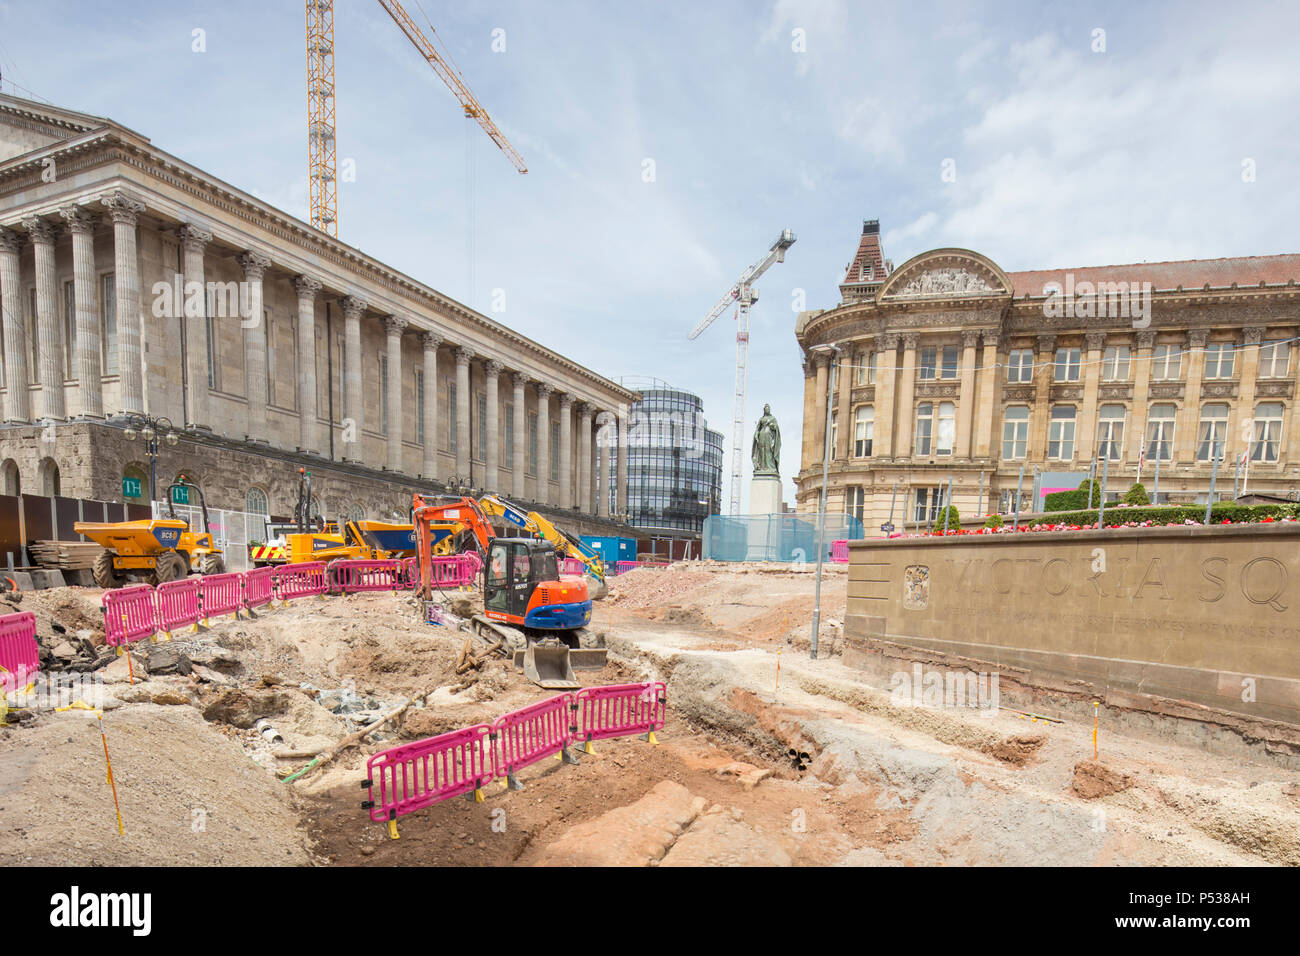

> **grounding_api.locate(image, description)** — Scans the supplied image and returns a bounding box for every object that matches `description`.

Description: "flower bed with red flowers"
[891,503,1300,538]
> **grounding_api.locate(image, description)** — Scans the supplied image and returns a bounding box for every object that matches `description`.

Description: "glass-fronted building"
[612,382,723,534]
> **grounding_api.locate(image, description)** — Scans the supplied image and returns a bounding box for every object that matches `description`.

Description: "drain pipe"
[809,343,840,660]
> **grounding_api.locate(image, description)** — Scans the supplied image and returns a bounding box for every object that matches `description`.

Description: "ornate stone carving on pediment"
[916,382,959,399]
[1098,384,1133,401]
[1002,385,1037,402]
[1050,385,1083,402]
[851,386,876,403]
[1255,380,1294,399]
[1136,331,1157,350]
[894,268,995,298]
[1148,382,1184,400]
[1200,381,1238,400]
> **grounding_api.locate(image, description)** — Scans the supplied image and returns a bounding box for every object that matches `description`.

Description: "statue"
[751,404,781,477]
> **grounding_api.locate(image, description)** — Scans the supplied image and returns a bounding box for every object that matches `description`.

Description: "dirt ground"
[1,562,1296,867]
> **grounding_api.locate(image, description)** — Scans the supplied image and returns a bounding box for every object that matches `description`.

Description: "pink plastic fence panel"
[423,555,477,589]
[573,681,667,745]
[830,540,849,563]
[561,558,586,576]
[0,611,39,689]
[330,559,405,594]
[241,565,276,610]
[459,551,482,578]
[102,585,158,648]
[272,562,328,602]
[198,572,243,621]
[400,556,417,590]
[364,724,494,823]
[155,578,201,634]
[613,560,637,576]
[491,693,574,778]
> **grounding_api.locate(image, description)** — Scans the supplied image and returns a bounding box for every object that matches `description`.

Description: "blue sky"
[1,0,1296,508]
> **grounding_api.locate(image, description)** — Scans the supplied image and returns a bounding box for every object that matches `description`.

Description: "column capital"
[294,274,323,297]
[1136,330,1157,350]
[340,295,368,320]
[1186,328,1209,348]
[961,329,982,348]
[101,189,146,225]
[384,314,409,336]
[559,392,575,410]
[980,330,1000,349]
[0,226,21,254]
[177,223,213,252]
[484,359,504,377]
[21,216,57,245]
[901,332,920,350]
[455,346,475,367]
[422,329,443,351]
[1037,333,1058,354]
[60,205,99,236]
[1085,330,1107,351]
[536,382,555,398]
[238,250,272,281]
[1242,326,1266,346]
[512,370,530,388]
[578,401,594,418]
[879,332,901,350]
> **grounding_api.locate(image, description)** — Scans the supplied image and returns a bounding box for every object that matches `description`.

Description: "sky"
[0,0,1297,509]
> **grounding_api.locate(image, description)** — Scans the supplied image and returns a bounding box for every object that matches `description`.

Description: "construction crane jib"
[688,229,796,516]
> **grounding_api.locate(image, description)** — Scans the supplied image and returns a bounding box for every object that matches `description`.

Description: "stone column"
[596,411,611,517]
[177,225,212,429]
[340,295,367,460]
[421,331,441,479]
[896,333,919,458]
[1177,330,1208,464]
[293,275,323,454]
[484,360,502,491]
[559,393,574,509]
[24,217,64,421]
[0,228,29,422]
[1130,331,1155,466]
[238,250,272,442]
[578,403,594,513]
[800,357,818,469]
[1076,330,1105,463]
[616,404,628,519]
[1028,334,1057,461]
[62,207,104,419]
[511,371,528,498]
[1233,327,1265,465]
[455,347,473,479]
[973,331,999,458]
[835,350,852,460]
[955,330,980,458]
[103,191,146,416]
[536,383,553,504]
[874,334,899,458]
[384,315,407,472]
[812,353,829,458]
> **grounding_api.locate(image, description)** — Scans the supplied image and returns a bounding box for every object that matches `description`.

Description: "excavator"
[478,494,609,600]
[412,492,605,689]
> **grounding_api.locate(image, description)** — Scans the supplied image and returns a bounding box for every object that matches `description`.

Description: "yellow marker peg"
[473,786,484,803]
[387,819,399,840]
[646,731,659,746]
[583,739,594,755]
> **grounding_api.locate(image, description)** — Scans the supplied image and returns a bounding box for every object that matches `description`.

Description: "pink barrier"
[614,560,668,575]
[830,540,849,563]
[199,572,243,623]
[424,555,479,589]
[491,693,575,784]
[330,559,405,594]
[0,611,38,690]
[561,558,586,576]
[242,565,276,611]
[613,560,637,576]
[102,584,158,648]
[459,551,482,579]
[155,578,201,636]
[400,556,418,590]
[573,681,666,747]
[272,562,328,603]
[363,724,494,830]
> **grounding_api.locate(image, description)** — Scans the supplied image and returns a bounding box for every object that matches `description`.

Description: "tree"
[1123,482,1150,505]
[932,505,961,533]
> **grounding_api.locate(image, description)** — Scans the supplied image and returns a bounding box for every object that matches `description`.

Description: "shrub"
[1028,502,1298,528]
[1123,482,1150,506]
[983,514,1004,529]
[932,505,961,533]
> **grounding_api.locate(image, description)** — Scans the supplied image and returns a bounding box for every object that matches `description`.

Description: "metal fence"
[152,502,269,572]
[702,513,864,563]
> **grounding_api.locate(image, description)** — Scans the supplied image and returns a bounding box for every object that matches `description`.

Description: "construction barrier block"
[272,562,328,604]
[0,610,38,691]
[574,681,667,747]
[830,540,850,563]
[242,565,276,612]
[155,577,201,637]
[491,693,575,785]
[198,572,242,623]
[363,724,494,829]
[329,559,405,595]
[102,584,158,648]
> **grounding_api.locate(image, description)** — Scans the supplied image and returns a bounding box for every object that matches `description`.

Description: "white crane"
[689,228,796,515]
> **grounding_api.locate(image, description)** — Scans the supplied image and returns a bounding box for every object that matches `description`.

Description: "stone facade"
[797,219,1300,528]
[0,94,636,525]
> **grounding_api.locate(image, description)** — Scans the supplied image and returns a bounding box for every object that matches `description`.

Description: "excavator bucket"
[523,642,579,690]
[586,575,609,602]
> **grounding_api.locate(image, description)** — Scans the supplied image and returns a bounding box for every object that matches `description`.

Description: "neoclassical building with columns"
[0,93,635,529]
[796,219,1300,529]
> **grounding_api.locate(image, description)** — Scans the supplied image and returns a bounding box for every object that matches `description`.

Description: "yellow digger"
[75,477,225,588]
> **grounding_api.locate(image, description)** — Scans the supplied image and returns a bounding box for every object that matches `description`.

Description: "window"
[853,351,867,386]
[867,351,878,385]
[941,345,958,379]
[936,401,955,455]
[378,354,388,434]
[447,382,457,456]
[1002,406,1029,460]
[913,486,942,523]
[505,404,515,467]
[26,288,39,384]
[528,412,538,474]
[1258,341,1290,379]
[63,280,76,381]
[1146,404,1176,461]
[829,410,838,456]
[1251,402,1284,462]
[550,422,560,481]
[1151,343,1181,381]
[102,273,118,377]
[245,487,269,516]
[1196,403,1230,461]
[1054,348,1081,382]
[853,406,874,457]
[1100,346,1130,382]
[1203,343,1234,379]
[1048,405,1076,460]
[845,485,865,524]
[265,310,275,406]
[476,394,487,460]
[1007,349,1033,383]
[915,402,934,455]
[919,347,937,380]
[1096,405,1126,461]
[414,369,425,444]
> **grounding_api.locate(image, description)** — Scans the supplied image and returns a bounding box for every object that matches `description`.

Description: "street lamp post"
[123,414,179,502]
[809,343,840,660]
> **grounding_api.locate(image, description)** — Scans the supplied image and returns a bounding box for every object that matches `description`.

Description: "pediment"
[878,249,1011,303]
[0,93,110,164]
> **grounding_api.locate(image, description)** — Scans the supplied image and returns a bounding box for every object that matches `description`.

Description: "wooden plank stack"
[29,540,106,570]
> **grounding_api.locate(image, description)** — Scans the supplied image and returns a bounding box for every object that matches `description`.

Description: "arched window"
[1001,406,1029,460]
[1048,405,1077,461]
[122,465,148,501]
[246,487,269,516]
[853,406,874,458]
[1,460,19,497]
[38,458,60,497]
[1196,404,1230,461]
[1096,405,1126,461]
[1146,404,1176,461]
[1252,402,1284,463]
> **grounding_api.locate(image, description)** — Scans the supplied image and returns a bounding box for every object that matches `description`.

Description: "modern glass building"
[612,380,723,534]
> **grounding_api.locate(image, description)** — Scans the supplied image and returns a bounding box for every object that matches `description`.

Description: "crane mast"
[689,229,796,515]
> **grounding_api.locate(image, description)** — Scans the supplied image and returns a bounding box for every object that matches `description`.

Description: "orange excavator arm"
[412,493,496,597]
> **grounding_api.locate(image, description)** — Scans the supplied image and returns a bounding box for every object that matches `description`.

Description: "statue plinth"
[746,475,784,561]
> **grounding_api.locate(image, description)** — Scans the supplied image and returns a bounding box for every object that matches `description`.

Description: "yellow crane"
[306,0,527,236]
